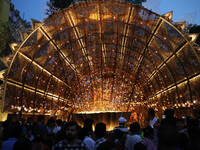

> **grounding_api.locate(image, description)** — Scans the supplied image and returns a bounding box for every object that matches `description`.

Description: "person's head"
[95,122,106,139]
[165,109,174,118]
[27,117,33,124]
[118,117,127,126]
[11,112,20,123]
[130,122,140,134]
[64,121,79,141]
[13,111,22,119]
[163,109,169,116]
[56,119,63,127]
[79,125,93,141]
[20,118,26,126]
[176,118,185,131]
[148,108,155,119]
[46,117,55,127]
[143,126,154,139]
[38,115,45,124]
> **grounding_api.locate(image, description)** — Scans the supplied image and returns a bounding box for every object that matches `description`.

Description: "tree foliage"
[0,21,12,57]
[45,0,147,18]
[0,3,31,57]
[125,0,146,5]
[45,0,76,18]
[189,24,200,45]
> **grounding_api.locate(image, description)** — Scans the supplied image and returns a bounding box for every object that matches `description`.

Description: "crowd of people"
[0,108,200,150]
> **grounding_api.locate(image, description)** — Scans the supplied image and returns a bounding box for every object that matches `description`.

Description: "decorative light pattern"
[3,0,200,118]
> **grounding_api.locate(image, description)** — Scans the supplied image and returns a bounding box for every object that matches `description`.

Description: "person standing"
[145,108,160,145]
[113,117,129,133]
[125,122,142,150]
[0,123,21,150]
[143,126,157,150]
[52,121,87,150]
[94,122,107,150]
[34,115,47,136]
[146,109,159,129]
[82,126,95,150]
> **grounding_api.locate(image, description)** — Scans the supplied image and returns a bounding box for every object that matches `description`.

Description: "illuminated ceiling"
[3,0,200,116]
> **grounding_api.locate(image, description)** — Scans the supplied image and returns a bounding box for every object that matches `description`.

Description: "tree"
[0,21,12,57]
[45,0,76,18]
[0,3,31,57]
[45,0,147,18]
[189,24,200,45]
[125,0,146,5]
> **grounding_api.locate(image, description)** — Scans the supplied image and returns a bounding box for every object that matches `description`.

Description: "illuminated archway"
[3,0,200,119]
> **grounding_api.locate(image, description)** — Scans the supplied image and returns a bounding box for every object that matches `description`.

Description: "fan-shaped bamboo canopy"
[3,0,200,118]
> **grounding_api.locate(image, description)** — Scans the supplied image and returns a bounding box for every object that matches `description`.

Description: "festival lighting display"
[3,0,200,118]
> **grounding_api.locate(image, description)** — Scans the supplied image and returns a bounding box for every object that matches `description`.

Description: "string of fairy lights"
[3,0,200,117]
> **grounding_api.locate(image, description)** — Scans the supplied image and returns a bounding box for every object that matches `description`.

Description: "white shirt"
[149,117,158,128]
[125,134,142,150]
[113,125,129,133]
[83,136,95,150]
[53,126,61,134]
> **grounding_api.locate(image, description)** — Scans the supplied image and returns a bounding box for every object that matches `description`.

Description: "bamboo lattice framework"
[3,0,200,117]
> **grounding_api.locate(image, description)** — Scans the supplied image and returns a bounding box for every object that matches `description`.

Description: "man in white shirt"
[113,117,129,133]
[146,108,159,129]
[82,126,95,150]
[125,122,142,150]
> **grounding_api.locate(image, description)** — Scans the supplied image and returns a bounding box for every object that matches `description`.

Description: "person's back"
[113,125,129,133]
[125,122,142,150]
[1,123,21,150]
[161,109,176,127]
[114,117,129,133]
[113,129,127,150]
[157,124,178,150]
[95,122,107,150]
[34,115,47,135]
[84,136,95,150]
[1,137,18,150]
[143,126,157,150]
[46,117,56,135]
[81,126,95,150]
[125,134,141,150]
